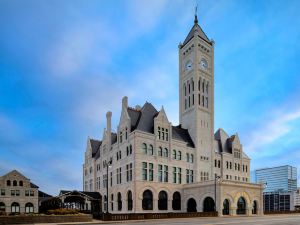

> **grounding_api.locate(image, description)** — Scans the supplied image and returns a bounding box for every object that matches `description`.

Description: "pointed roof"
[182,16,211,47]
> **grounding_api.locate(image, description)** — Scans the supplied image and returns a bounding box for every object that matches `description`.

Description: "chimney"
[122,96,128,109]
[106,111,112,148]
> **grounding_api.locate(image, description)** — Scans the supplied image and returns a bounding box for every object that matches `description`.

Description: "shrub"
[46,208,79,215]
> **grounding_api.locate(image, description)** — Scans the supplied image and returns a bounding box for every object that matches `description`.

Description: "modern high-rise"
[255,165,297,193]
[83,14,264,216]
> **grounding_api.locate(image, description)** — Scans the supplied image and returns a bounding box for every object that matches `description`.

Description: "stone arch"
[233,191,251,206]
[187,198,197,212]
[222,199,230,215]
[203,196,215,212]
[138,186,157,201]
[199,192,214,212]
[236,196,247,215]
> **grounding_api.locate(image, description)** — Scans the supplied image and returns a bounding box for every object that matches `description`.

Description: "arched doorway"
[203,197,215,212]
[236,197,246,215]
[142,190,153,210]
[158,191,168,210]
[0,202,5,212]
[252,201,257,214]
[127,191,133,211]
[187,198,197,212]
[11,202,20,214]
[117,192,122,211]
[223,199,230,215]
[172,192,181,210]
[25,203,34,213]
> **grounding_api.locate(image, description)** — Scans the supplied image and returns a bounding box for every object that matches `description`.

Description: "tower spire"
[194,4,198,24]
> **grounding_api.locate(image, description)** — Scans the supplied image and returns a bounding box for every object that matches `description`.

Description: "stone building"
[83,15,263,216]
[0,170,39,214]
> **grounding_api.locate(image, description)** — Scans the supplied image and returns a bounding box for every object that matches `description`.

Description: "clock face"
[200,58,208,70]
[185,61,193,71]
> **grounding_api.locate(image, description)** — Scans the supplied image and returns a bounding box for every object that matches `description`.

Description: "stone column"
[230,206,236,216]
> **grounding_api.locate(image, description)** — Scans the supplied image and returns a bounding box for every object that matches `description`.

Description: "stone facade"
[0,170,39,214]
[83,15,263,216]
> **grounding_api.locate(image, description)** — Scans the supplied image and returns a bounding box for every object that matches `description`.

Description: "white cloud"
[244,106,300,152]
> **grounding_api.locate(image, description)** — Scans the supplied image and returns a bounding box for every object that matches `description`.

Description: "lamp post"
[214,174,221,212]
[105,160,112,214]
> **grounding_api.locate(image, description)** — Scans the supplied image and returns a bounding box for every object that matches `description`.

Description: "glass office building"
[255,165,297,193]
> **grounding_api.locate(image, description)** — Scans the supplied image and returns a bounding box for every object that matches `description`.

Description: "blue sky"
[1,0,300,195]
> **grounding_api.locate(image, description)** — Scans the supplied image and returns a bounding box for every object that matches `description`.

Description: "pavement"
[19,214,300,225]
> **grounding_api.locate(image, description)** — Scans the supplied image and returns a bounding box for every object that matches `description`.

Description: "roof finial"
[194,3,198,24]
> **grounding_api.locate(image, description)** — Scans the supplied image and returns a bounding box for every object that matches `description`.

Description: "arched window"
[6,180,11,186]
[11,202,20,213]
[19,181,23,186]
[191,154,194,163]
[252,201,257,214]
[172,150,176,159]
[0,202,5,212]
[191,79,194,92]
[172,192,181,210]
[223,199,230,215]
[163,148,168,158]
[25,202,34,213]
[117,192,122,211]
[158,191,168,210]
[148,145,154,155]
[178,151,182,160]
[111,194,114,211]
[142,190,153,210]
[237,197,246,215]
[158,147,162,157]
[187,198,197,212]
[127,191,133,211]
[184,84,187,96]
[13,180,17,186]
[203,197,215,212]
[142,143,147,155]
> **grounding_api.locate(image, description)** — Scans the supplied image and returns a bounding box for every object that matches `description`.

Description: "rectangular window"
[164,165,168,182]
[173,167,177,183]
[30,190,34,196]
[226,161,229,169]
[149,163,153,181]
[1,189,5,196]
[11,190,15,196]
[178,168,182,184]
[16,190,20,196]
[186,153,190,162]
[142,162,147,181]
[110,172,113,186]
[158,164,163,182]
[119,167,122,184]
[186,169,190,183]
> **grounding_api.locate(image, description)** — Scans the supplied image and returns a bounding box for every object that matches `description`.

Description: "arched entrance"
[172,192,181,210]
[203,197,215,212]
[127,191,133,211]
[0,202,5,212]
[187,198,197,212]
[158,191,168,210]
[11,202,20,214]
[142,190,153,210]
[25,203,34,213]
[222,199,230,215]
[252,201,257,214]
[236,197,246,215]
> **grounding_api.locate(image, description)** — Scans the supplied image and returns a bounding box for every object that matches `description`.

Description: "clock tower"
[179,15,215,182]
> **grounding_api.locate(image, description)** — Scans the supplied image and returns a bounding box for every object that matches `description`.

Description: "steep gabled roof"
[182,18,211,47]
[172,125,194,148]
[129,102,158,133]
[89,139,102,157]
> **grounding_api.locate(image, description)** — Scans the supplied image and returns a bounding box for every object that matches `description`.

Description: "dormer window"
[234,148,241,158]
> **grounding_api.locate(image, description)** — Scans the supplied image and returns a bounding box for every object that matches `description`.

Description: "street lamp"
[105,160,112,214]
[214,174,221,212]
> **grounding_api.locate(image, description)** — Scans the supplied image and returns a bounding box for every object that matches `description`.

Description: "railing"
[94,212,218,221]
[264,210,300,215]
